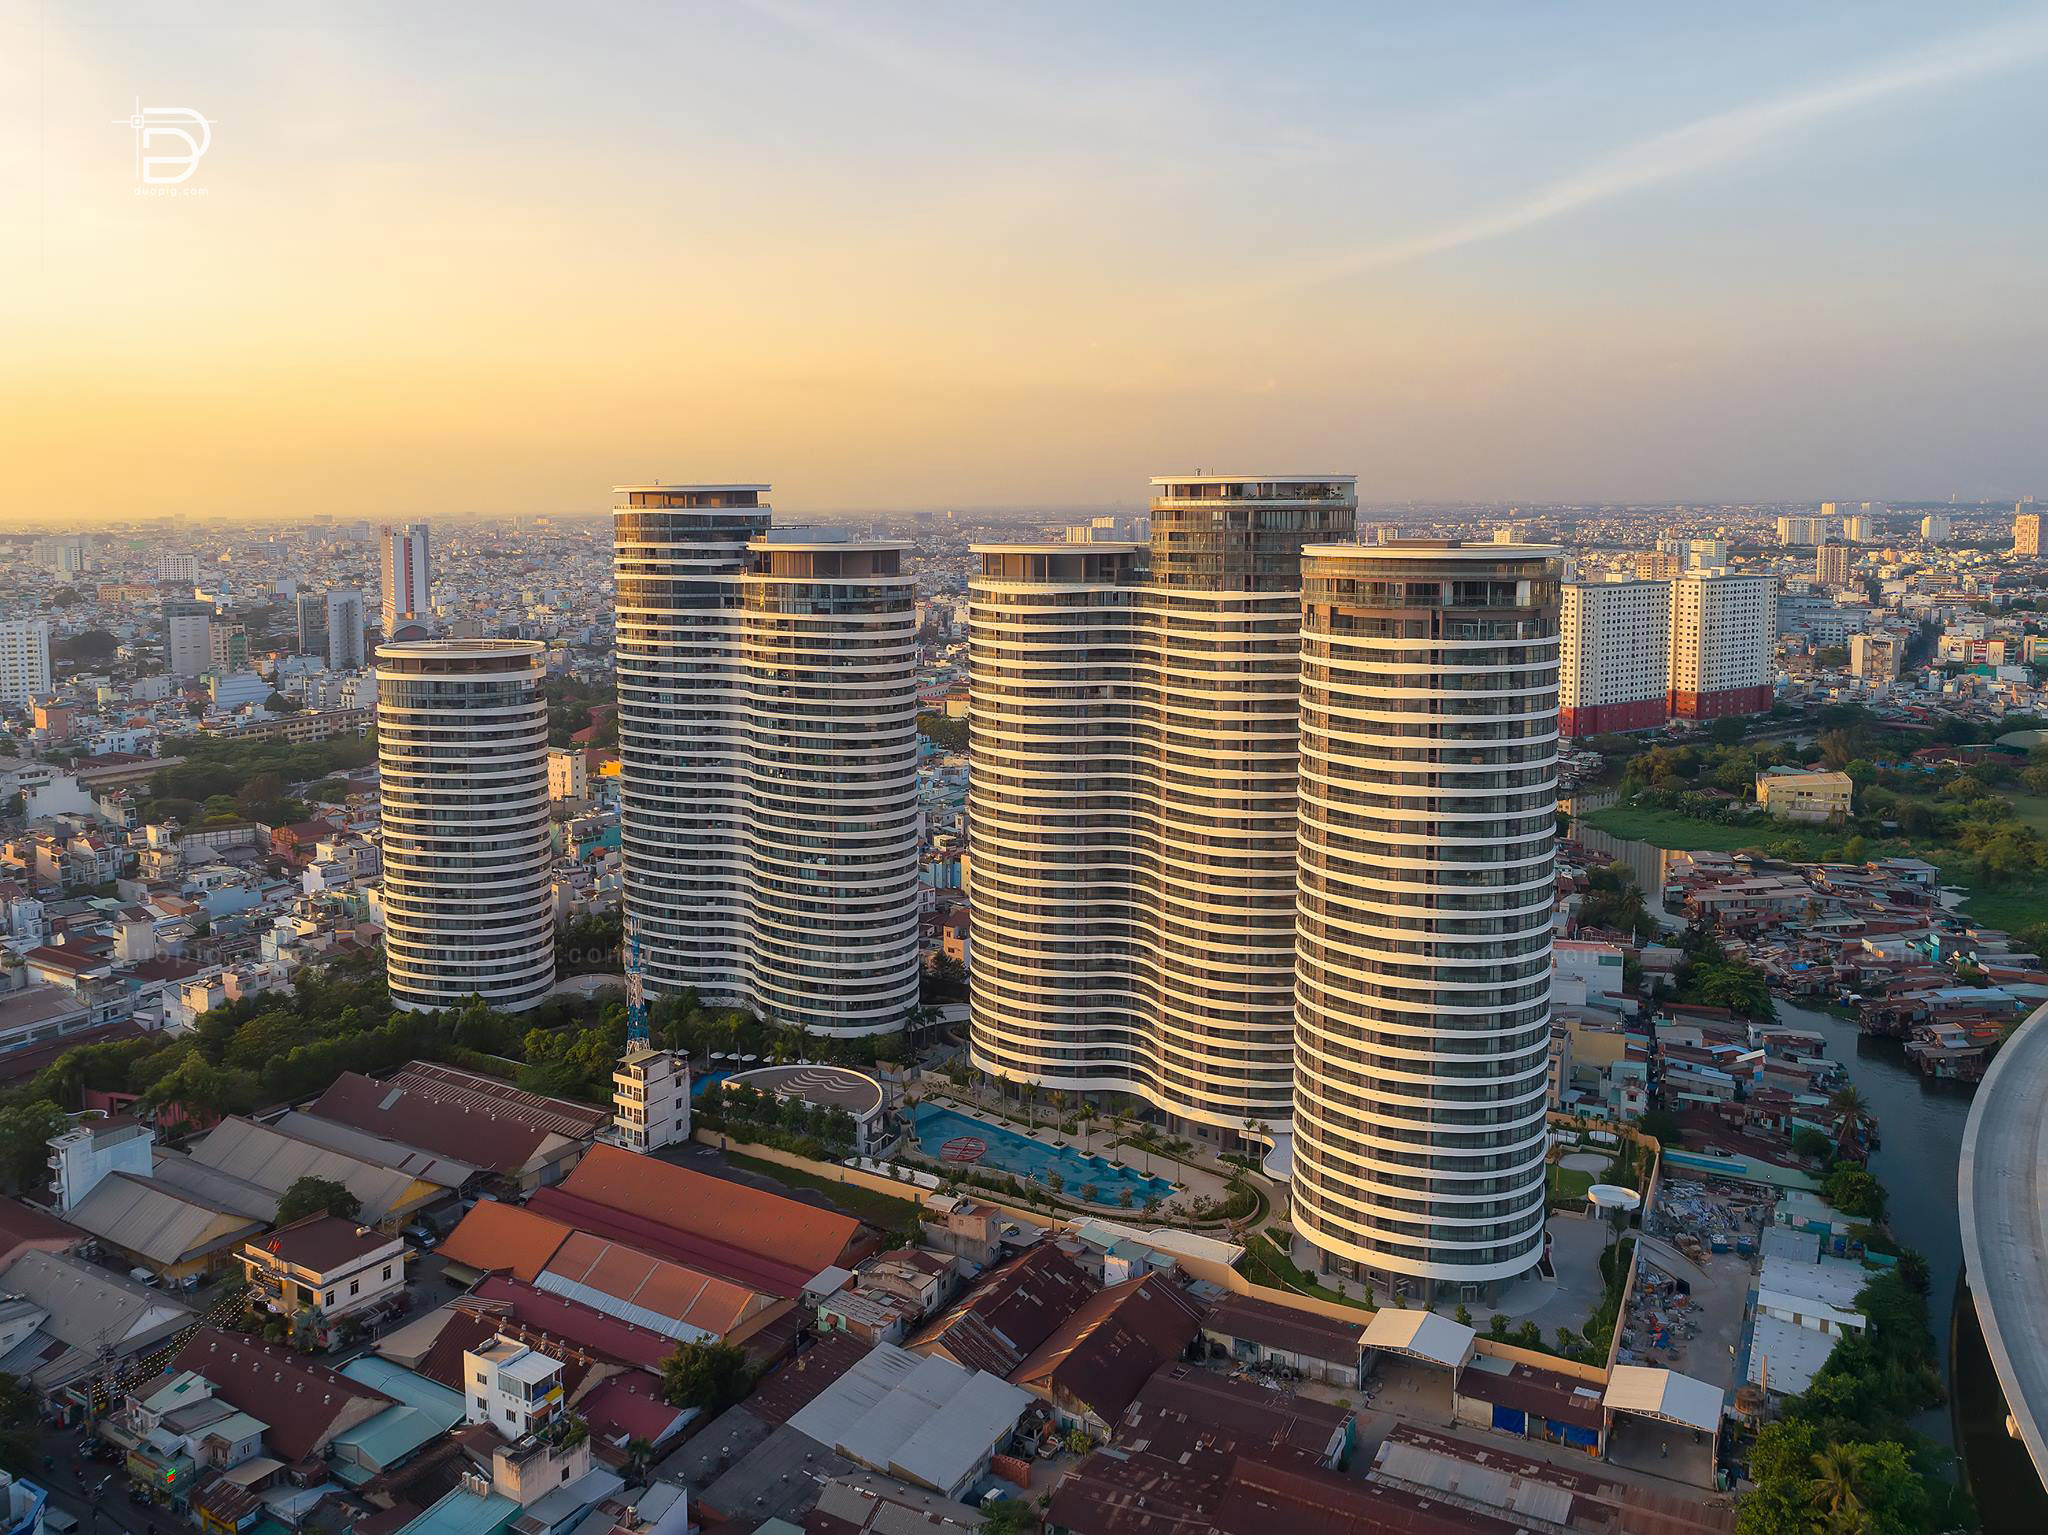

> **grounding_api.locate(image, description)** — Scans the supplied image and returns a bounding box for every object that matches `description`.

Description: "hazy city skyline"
[6,2,2048,523]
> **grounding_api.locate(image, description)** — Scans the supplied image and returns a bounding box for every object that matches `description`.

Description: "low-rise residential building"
[239,1215,409,1325]
[1755,768,1853,823]
[608,1047,689,1153]
[47,1113,153,1212]
[463,1336,565,1439]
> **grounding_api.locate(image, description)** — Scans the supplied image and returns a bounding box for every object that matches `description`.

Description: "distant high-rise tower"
[207,621,248,674]
[162,599,213,678]
[381,523,432,636]
[968,474,1357,1144]
[2016,511,2042,558]
[34,536,87,577]
[326,590,367,669]
[1291,540,1561,1303]
[296,592,330,659]
[157,554,200,585]
[1559,578,1669,738]
[1669,572,1775,719]
[1841,514,1873,544]
[0,620,52,704]
[613,484,920,1036]
[376,639,554,1012]
[1815,542,1853,588]
[1775,514,1832,547]
[1920,513,1952,545]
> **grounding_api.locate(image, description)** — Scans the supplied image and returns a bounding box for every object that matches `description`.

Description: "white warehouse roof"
[1604,1364,1724,1433]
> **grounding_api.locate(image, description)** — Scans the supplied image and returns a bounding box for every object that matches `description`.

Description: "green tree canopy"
[659,1340,753,1413]
[275,1175,362,1225]
[0,1100,69,1194]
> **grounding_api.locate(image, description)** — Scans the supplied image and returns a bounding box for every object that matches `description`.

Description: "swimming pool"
[906,1102,1176,1206]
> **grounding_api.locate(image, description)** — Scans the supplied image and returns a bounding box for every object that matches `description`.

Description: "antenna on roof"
[625,928,649,1047]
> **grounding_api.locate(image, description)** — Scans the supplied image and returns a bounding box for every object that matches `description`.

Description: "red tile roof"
[539,1229,775,1340]
[1010,1274,1202,1422]
[251,1214,397,1275]
[1115,1366,1350,1465]
[469,1275,674,1372]
[1201,1293,1367,1364]
[0,1195,81,1266]
[413,1308,601,1405]
[436,1202,573,1283]
[745,1332,871,1426]
[307,1072,566,1177]
[575,1375,686,1446]
[0,1021,146,1086]
[535,1144,860,1293]
[1452,1362,1606,1432]
[1216,1454,1526,1535]
[389,1061,609,1137]
[907,1244,1094,1377]
[168,1328,391,1463]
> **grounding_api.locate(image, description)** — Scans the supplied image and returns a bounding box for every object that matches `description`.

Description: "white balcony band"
[376,639,555,1013]
[1290,542,1561,1302]
[967,476,1356,1140]
[613,485,920,1037]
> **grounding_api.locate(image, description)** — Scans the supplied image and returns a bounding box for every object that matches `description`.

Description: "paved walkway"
[1282,1212,1609,1334]
[549,972,625,998]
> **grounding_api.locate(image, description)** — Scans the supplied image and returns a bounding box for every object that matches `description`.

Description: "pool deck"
[903,1092,1241,1214]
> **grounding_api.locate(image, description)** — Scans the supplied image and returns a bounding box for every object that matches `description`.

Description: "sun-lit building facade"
[613,485,920,1036]
[967,475,1356,1144]
[1290,541,1561,1303]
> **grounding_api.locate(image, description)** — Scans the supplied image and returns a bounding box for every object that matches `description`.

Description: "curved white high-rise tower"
[1291,541,1561,1303]
[968,476,1356,1144]
[614,485,920,1036]
[376,639,554,1012]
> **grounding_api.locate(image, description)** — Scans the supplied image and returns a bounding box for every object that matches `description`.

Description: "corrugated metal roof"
[63,1171,264,1266]
[535,1230,771,1343]
[1374,1439,1577,1526]
[275,1110,478,1188]
[187,1118,428,1223]
[788,1343,1028,1496]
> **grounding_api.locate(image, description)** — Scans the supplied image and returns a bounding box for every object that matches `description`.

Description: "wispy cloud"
[1288,9,2048,287]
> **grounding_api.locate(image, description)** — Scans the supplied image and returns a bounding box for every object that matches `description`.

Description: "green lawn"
[1239,1233,1377,1312]
[723,1151,924,1229]
[1583,805,1866,859]
[2006,794,2048,835]
[1550,1165,1596,1203]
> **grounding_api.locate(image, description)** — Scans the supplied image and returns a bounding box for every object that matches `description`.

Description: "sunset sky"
[5,1,2048,521]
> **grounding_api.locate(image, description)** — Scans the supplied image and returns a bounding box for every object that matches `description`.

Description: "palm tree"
[1828,1085,1872,1133]
[621,1436,655,1482]
[1808,1445,1867,1532]
[767,1020,803,1066]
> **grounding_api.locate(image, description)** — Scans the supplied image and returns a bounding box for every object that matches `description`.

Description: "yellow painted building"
[1756,768,1853,824]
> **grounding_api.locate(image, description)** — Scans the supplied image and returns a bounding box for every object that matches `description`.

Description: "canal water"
[1567,809,2046,1516]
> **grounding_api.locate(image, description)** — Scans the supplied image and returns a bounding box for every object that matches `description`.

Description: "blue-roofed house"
[331,1358,468,1484]
[395,1486,521,1535]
